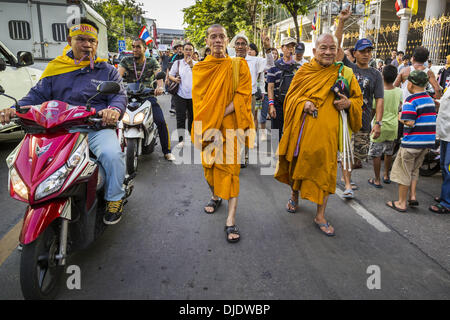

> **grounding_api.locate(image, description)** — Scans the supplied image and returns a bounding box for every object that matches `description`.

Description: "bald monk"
[192,24,254,243]
[274,34,363,236]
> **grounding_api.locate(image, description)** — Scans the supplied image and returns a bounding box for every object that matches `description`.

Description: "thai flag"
[395,0,408,12]
[312,12,317,31]
[139,26,153,45]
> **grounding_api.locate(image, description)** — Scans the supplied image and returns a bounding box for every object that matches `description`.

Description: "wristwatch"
[374,121,383,126]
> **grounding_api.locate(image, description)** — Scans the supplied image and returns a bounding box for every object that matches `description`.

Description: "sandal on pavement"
[204,198,222,214]
[342,189,354,199]
[368,178,383,189]
[408,200,419,207]
[314,219,335,237]
[383,177,391,184]
[286,198,298,213]
[429,203,450,214]
[386,200,407,213]
[224,225,240,243]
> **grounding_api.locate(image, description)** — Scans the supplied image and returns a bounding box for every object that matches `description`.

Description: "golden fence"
[343,14,450,65]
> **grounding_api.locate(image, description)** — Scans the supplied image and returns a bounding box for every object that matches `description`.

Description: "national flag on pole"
[312,12,317,31]
[152,22,158,48]
[139,26,153,45]
[395,0,408,12]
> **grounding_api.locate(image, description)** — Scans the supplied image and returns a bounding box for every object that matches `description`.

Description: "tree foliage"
[183,0,263,49]
[273,0,321,42]
[84,0,145,52]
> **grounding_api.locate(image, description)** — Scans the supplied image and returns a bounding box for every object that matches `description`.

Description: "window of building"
[52,23,68,42]
[8,20,31,40]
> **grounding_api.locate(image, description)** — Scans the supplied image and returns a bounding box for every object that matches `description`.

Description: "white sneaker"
[175,141,184,149]
[164,153,176,161]
[261,130,267,141]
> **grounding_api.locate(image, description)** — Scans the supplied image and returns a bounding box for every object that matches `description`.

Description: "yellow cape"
[40,45,107,80]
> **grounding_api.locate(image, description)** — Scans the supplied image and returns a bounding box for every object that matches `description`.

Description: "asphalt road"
[0,94,449,300]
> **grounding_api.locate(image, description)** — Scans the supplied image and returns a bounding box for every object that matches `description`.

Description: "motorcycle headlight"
[67,139,87,169]
[134,112,145,124]
[10,167,28,200]
[6,140,22,168]
[35,165,70,200]
[123,113,130,124]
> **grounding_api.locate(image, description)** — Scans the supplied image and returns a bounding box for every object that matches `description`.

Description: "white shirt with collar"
[169,58,197,99]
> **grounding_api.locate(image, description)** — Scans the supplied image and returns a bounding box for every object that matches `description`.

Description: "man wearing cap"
[336,8,384,197]
[0,18,128,225]
[294,42,308,66]
[387,70,437,212]
[267,37,300,141]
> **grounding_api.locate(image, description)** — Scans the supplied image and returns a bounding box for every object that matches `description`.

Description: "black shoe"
[103,200,124,225]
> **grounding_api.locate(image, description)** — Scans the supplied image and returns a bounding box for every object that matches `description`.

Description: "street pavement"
[0,94,449,300]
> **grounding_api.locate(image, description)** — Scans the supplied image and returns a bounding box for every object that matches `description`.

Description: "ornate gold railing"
[343,14,450,65]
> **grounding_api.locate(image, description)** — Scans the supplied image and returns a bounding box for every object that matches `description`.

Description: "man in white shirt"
[230,33,265,167]
[168,42,197,148]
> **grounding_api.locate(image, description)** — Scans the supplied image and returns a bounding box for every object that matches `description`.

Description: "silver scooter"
[121,73,165,174]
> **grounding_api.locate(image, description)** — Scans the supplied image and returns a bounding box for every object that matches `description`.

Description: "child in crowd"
[386,70,437,212]
[368,65,403,188]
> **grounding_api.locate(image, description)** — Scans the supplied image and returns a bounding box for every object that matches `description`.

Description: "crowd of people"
[0,9,448,243]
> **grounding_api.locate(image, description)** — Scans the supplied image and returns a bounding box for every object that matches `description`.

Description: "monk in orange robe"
[274,34,363,236]
[191,24,254,243]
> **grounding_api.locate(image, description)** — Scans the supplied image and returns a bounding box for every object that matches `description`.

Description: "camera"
[331,79,350,100]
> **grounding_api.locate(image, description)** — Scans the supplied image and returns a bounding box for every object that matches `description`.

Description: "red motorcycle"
[1,82,133,299]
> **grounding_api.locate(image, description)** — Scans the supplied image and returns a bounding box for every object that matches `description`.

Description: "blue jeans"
[440,140,450,209]
[88,129,126,201]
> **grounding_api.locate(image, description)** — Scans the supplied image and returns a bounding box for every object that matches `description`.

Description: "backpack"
[275,60,299,104]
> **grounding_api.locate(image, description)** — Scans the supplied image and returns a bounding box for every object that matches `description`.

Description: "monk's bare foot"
[286,191,299,213]
[225,218,240,241]
[204,197,221,213]
[314,217,335,236]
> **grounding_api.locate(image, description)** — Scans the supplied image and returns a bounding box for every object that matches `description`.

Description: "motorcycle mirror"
[0,85,21,112]
[155,71,166,80]
[97,81,121,95]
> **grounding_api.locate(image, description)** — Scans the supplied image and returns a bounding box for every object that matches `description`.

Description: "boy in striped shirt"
[387,70,437,212]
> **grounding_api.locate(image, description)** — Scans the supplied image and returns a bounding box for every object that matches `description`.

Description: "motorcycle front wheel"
[20,220,64,300]
[126,138,139,175]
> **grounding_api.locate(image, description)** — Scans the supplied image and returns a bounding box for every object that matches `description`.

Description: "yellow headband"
[69,24,98,40]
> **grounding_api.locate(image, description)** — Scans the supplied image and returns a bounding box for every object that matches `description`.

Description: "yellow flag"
[299,17,303,39]
[274,26,279,45]
[408,0,418,15]
[287,25,291,37]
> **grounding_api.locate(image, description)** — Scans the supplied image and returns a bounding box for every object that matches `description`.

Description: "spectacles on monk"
[74,37,97,44]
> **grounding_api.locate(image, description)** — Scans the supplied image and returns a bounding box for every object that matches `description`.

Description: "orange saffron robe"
[192,55,254,200]
[274,58,363,205]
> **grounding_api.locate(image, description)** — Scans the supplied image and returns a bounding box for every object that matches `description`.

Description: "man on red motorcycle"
[0,18,127,225]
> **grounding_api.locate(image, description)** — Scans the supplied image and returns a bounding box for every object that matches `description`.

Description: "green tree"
[272,0,321,42]
[183,0,264,49]
[85,0,146,52]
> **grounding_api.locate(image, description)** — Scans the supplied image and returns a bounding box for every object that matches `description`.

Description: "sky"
[142,0,196,30]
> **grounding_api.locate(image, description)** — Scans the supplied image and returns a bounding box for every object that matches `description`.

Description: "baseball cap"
[295,42,305,54]
[281,37,296,47]
[408,70,429,87]
[354,38,374,51]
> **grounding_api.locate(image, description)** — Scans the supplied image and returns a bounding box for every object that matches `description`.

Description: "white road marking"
[335,188,391,233]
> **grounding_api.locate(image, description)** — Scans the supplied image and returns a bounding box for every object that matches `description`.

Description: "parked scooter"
[1,82,133,300]
[121,72,165,175]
